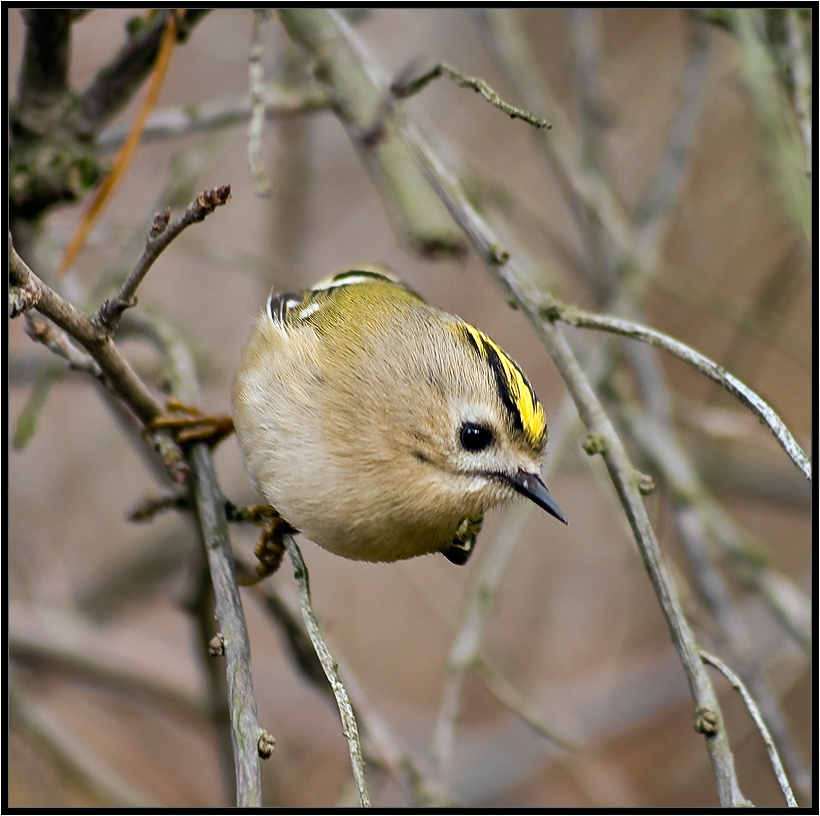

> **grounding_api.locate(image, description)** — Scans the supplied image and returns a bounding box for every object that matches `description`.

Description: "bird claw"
[232,505,295,585]
[147,398,235,446]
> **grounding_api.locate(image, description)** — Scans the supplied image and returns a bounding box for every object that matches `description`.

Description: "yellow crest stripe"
[459,323,547,448]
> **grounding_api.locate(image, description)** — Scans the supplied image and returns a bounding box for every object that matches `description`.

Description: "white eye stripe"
[313,274,387,292]
[297,300,322,321]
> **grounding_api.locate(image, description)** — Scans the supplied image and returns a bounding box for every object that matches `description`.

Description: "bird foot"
[147,397,235,446]
[230,504,296,584]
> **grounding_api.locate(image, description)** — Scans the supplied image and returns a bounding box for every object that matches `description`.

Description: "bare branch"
[701,651,798,807]
[549,304,811,480]
[24,314,104,380]
[96,84,331,151]
[278,8,467,259]
[432,502,533,775]
[283,535,371,807]
[73,10,211,138]
[9,241,164,422]
[248,10,272,195]
[474,657,578,751]
[633,12,712,239]
[95,184,232,331]
[13,10,73,132]
[391,61,550,129]
[393,95,752,808]
[188,444,264,807]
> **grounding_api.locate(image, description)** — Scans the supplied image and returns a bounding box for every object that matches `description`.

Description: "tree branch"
[73,9,211,138]
[14,10,73,132]
[283,535,371,807]
[395,94,753,809]
[701,651,797,807]
[248,10,273,195]
[277,8,467,259]
[96,84,331,151]
[550,303,811,480]
[188,445,263,807]
[95,184,232,331]
[9,237,189,482]
[391,61,550,129]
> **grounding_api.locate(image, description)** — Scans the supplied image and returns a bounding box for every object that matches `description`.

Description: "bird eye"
[460,422,494,452]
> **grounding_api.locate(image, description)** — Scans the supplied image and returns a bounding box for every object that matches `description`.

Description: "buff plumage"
[232,267,565,565]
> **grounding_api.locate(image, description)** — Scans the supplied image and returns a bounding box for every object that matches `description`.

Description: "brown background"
[8,9,812,808]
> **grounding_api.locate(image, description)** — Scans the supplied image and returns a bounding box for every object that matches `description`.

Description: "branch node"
[582,434,607,456]
[257,729,276,759]
[636,472,656,495]
[539,300,564,322]
[150,206,171,237]
[489,244,510,265]
[694,705,720,736]
[208,633,226,657]
[145,430,191,483]
[9,283,41,318]
[96,296,138,330]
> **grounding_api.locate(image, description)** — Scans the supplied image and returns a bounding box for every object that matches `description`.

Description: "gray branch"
[552,305,811,480]
[283,535,371,807]
[701,651,797,807]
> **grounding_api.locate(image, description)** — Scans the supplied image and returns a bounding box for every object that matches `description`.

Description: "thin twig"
[95,184,232,330]
[248,9,272,195]
[283,535,371,807]
[633,11,712,240]
[391,61,550,129]
[10,241,160,417]
[96,84,331,151]
[701,651,798,807]
[251,581,450,806]
[548,303,811,480]
[432,501,533,776]
[728,10,810,241]
[624,403,811,652]
[622,399,811,792]
[474,657,578,751]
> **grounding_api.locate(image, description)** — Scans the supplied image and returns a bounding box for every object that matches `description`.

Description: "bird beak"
[507,470,567,525]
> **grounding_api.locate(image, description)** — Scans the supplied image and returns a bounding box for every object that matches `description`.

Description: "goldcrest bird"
[232,267,566,566]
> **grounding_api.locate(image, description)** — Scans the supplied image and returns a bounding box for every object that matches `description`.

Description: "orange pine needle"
[58,11,182,279]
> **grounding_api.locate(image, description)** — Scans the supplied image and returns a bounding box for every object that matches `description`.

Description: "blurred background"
[8,9,812,808]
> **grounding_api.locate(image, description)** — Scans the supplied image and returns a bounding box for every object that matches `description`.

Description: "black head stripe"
[483,342,524,435]
[457,322,547,448]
